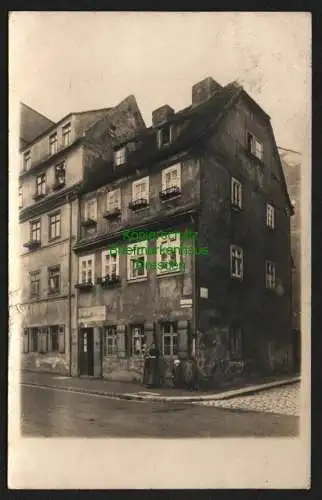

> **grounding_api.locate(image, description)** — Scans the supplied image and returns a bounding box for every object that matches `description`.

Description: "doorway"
[79,328,94,376]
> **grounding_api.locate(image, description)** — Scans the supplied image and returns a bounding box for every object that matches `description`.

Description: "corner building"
[73,77,294,384]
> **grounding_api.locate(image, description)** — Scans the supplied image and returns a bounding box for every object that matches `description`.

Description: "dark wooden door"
[79,328,94,376]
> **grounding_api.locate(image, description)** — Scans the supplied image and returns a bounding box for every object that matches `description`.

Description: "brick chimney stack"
[192,77,222,107]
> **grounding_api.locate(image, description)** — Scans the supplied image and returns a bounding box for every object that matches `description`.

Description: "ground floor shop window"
[104,326,117,356]
[23,325,65,354]
[160,321,178,356]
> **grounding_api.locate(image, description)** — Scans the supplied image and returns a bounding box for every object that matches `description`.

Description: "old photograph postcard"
[8,11,311,489]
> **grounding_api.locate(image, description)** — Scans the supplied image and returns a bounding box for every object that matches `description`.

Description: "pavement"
[21,370,300,403]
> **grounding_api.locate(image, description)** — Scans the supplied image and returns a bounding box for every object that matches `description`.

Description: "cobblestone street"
[193,383,300,416]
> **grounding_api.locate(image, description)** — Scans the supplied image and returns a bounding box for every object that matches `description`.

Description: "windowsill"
[47,290,61,296]
[230,275,243,281]
[266,226,275,232]
[156,271,184,278]
[160,194,182,203]
[48,236,61,243]
[127,276,148,283]
[231,204,242,212]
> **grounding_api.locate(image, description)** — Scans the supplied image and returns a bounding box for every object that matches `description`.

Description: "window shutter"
[58,325,65,353]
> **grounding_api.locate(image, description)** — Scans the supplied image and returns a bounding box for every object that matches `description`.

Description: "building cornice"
[73,204,200,253]
[19,182,83,222]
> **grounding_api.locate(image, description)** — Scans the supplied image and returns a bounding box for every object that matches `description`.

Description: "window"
[22,328,29,353]
[48,266,60,294]
[101,249,119,278]
[231,177,242,209]
[62,122,71,147]
[247,132,263,160]
[30,271,40,297]
[157,125,172,148]
[49,133,58,155]
[162,164,181,190]
[79,255,95,284]
[104,326,118,356]
[50,325,59,351]
[30,220,41,242]
[49,212,61,240]
[161,322,178,356]
[230,323,243,360]
[106,189,121,211]
[156,232,182,274]
[84,199,97,221]
[127,240,148,280]
[36,174,46,196]
[131,325,145,357]
[266,203,275,229]
[55,163,66,187]
[114,147,126,167]
[132,177,149,202]
[230,245,243,279]
[265,260,276,289]
[23,150,31,171]
[18,186,23,209]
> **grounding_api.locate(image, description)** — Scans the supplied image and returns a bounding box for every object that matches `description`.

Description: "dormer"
[152,105,175,149]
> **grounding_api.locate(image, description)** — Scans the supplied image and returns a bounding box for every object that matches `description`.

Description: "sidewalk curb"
[21,377,300,403]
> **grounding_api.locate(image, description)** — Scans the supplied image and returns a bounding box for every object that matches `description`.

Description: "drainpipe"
[191,213,198,358]
[68,193,73,377]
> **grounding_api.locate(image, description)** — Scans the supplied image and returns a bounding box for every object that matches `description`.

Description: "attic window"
[114,147,126,167]
[157,125,172,149]
[247,132,263,161]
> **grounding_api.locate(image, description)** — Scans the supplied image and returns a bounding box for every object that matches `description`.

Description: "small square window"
[247,132,263,160]
[132,177,149,202]
[230,245,243,279]
[266,204,275,229]
[114,147,126,166]
[265,260,276,289]
[157,125,172,148]
[231,177,242,209]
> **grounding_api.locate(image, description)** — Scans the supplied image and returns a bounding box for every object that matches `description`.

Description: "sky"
[10,12,310,152]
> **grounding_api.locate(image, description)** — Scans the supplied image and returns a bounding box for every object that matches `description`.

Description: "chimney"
[192,77,222,106]
[152,105,174,127]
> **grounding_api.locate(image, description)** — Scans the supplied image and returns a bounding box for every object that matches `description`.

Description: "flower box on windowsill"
[159,186,181,200]
[75,281,94,291]
[98,275,121,287]
[80,218,97,228]
[128,198,148,210]
[103,207,121,219]
[32,192,46,201]
[23,240,41,250]
[52,180,66,191]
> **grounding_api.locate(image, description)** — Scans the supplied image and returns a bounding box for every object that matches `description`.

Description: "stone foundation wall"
[22,352,69,375]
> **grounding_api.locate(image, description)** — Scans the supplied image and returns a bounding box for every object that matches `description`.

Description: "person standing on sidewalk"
[144,342,160,388]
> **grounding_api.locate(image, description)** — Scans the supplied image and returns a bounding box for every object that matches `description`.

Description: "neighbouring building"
[279,147,301,372]
[19,97,146,374]
[72,76,294,385]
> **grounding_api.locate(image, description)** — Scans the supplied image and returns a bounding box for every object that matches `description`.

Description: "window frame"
[160,321,178,357]
[156,232,182,275]
[130,325,145,357]
[157,124,173,148]
[30,270,41,298]
[49,132,58,156]
[30,219,41,242]
[132,177,149,203]
[247,132,263,161]
[48,265,61,294]
[266,203,275,229]
[106,188,121,212]
[23,150,31,171]
[62,122,71,147]
[84,198,97,221]
[127,240,148,280]
[101,249,120,278]
[231,177,242,209]
[78,254,95,284]
[265,260,276,289]
[230,245,243,280]
[36,173,46,196]
[114,147,127,167]
[161,163,181,191]
[48,212,61,240]
[18,185,23,209]
[55,162,66,186]
[103,326,118,356]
